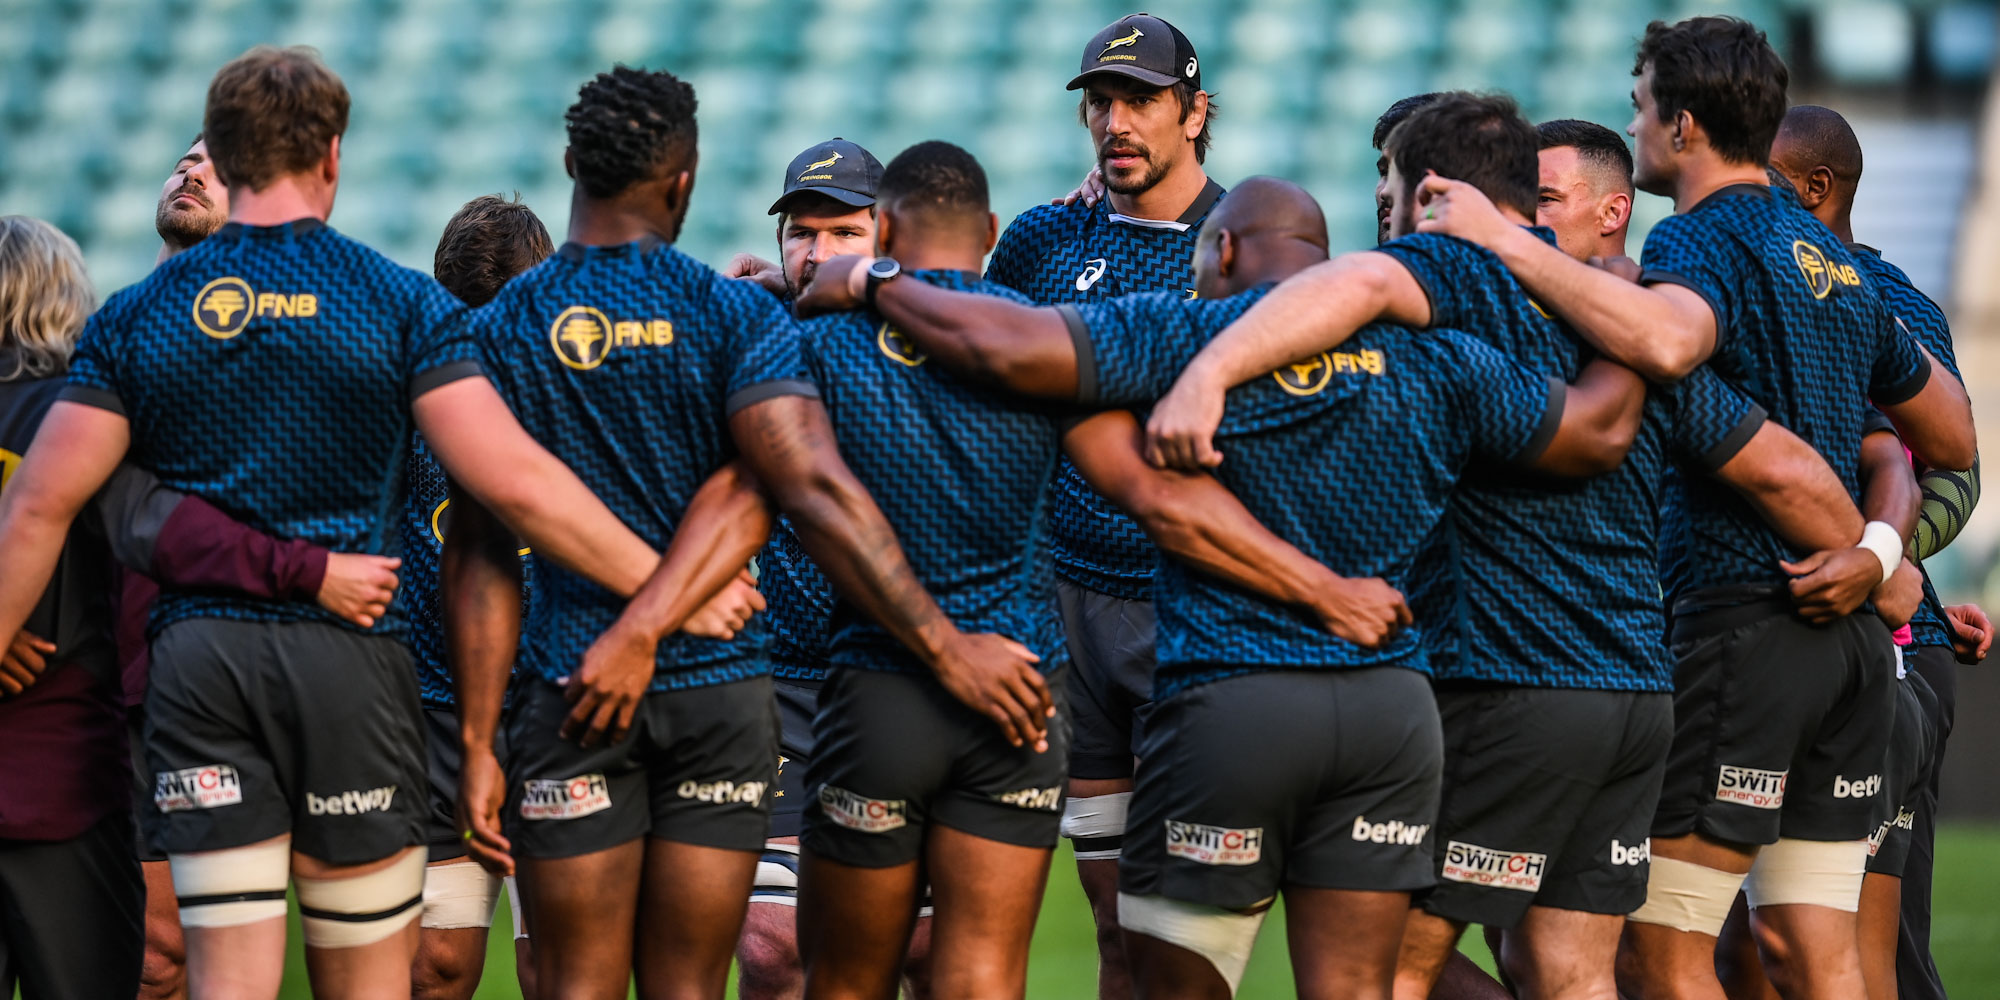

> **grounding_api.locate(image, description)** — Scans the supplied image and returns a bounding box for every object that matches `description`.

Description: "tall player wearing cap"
[983,16,1219,996]
[1406,18,1976,999]
[729,138,937,1000]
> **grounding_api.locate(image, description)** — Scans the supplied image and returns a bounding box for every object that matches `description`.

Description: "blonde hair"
[0,216,94,381]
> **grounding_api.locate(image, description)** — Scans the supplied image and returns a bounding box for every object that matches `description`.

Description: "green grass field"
[259,825,2000,997]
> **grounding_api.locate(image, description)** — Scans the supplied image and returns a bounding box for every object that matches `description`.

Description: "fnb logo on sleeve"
[1350,815,1430,846]
[818,786,908,833]
[191,276,318,339]
[519,774,612,820]
[995,786,1063,811]
[306,785,398,816]
[1165,820,1264,866]
[1833,773,1883,799]
[1716,764,1787,809]
[154,764,244,812]
[676,779,768,805]
[1441,840,1548,891]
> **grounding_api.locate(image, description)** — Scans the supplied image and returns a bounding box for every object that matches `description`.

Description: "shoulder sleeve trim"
[56,383,126,417]
[726,379,821,416]
[1696,404,1768,472]
[407,360,486,402]
[1058,304,1097,405]
[1638,268,1724,325]
[1873,350,1932,407]
[1515,375,1566,465]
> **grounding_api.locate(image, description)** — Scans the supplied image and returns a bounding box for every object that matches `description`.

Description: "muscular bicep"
[1707,419,1864,552]
[1877,350,1976,471]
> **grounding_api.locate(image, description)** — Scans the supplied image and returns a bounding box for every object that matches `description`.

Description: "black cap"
[1066,13,1201,92]
[768,138,883,216]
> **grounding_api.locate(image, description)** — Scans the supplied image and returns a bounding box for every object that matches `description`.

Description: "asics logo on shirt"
[192,276,317,339]
[549,305,675,371]
[1792,240,1861,300]
[1075,258,1108,291]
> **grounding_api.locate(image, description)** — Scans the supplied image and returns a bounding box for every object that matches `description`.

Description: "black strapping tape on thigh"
[178,889,288,908]
[1073,834,1124,854]
[298,893,423,924]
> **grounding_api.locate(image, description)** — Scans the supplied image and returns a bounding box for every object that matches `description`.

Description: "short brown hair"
[434,195,554,307]
[204,46,350,191]
[1635,17,1788,167]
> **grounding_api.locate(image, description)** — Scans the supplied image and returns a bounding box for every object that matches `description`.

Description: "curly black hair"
[565,65,698,199]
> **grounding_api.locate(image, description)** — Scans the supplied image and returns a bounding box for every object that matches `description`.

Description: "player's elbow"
[1117,480,1204,555]
[1629,336,1703,382]
[1919,424,1978,474]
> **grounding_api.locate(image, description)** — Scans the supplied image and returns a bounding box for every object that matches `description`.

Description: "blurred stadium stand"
[0,0,1991,295]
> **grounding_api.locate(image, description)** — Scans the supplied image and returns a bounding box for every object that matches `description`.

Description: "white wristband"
[1858,521,1903,584]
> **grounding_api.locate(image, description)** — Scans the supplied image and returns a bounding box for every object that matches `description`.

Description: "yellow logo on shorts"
[877,322,926,367]
[1271,349,1384,396]
[1792,240,1860,300]
[191,276,317,340]
[550,306,675,371]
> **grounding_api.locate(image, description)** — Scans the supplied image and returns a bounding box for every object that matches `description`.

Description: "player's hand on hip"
[1146,370,1228,470]
[457,743,515,877]
[1314,578,1411,649]
[931,631,1051,752]
[1946,602,1993,664]
[725,253,789,299]
[1052,166,1107,208]
[317,553,400,628]
[791,255,868,318]
[1781,547,1881,624]
[1414,173,1510,247]
[1869,560,1924,628]
[562,623,657,748]
[682,569,765,640]
[0,629,56,696]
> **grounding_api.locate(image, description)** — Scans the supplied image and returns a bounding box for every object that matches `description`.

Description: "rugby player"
[0,46,687,997]
[1128,91,1922,1000]
[1384,19,1976,998]
[720,138,940,1000]
[797,175,1677,999]
[444,70,1051,1000]
[1534,119,1635,262]
[405,193,551,1000]
[1373,94,1441,244]
[1766,103,1985,1000]
[155,136,226,263]
[0,215,142,1000]
[983,16,1222,994]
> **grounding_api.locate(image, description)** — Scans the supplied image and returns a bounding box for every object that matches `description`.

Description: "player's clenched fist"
[1312,577,1412,649]
[930,631,1051,752]
[316,552,400,628]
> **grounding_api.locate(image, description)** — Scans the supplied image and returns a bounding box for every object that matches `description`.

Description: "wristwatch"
[863,256,902,307]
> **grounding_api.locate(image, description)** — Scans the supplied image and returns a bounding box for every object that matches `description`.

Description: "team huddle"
[0,9,1989,1000]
